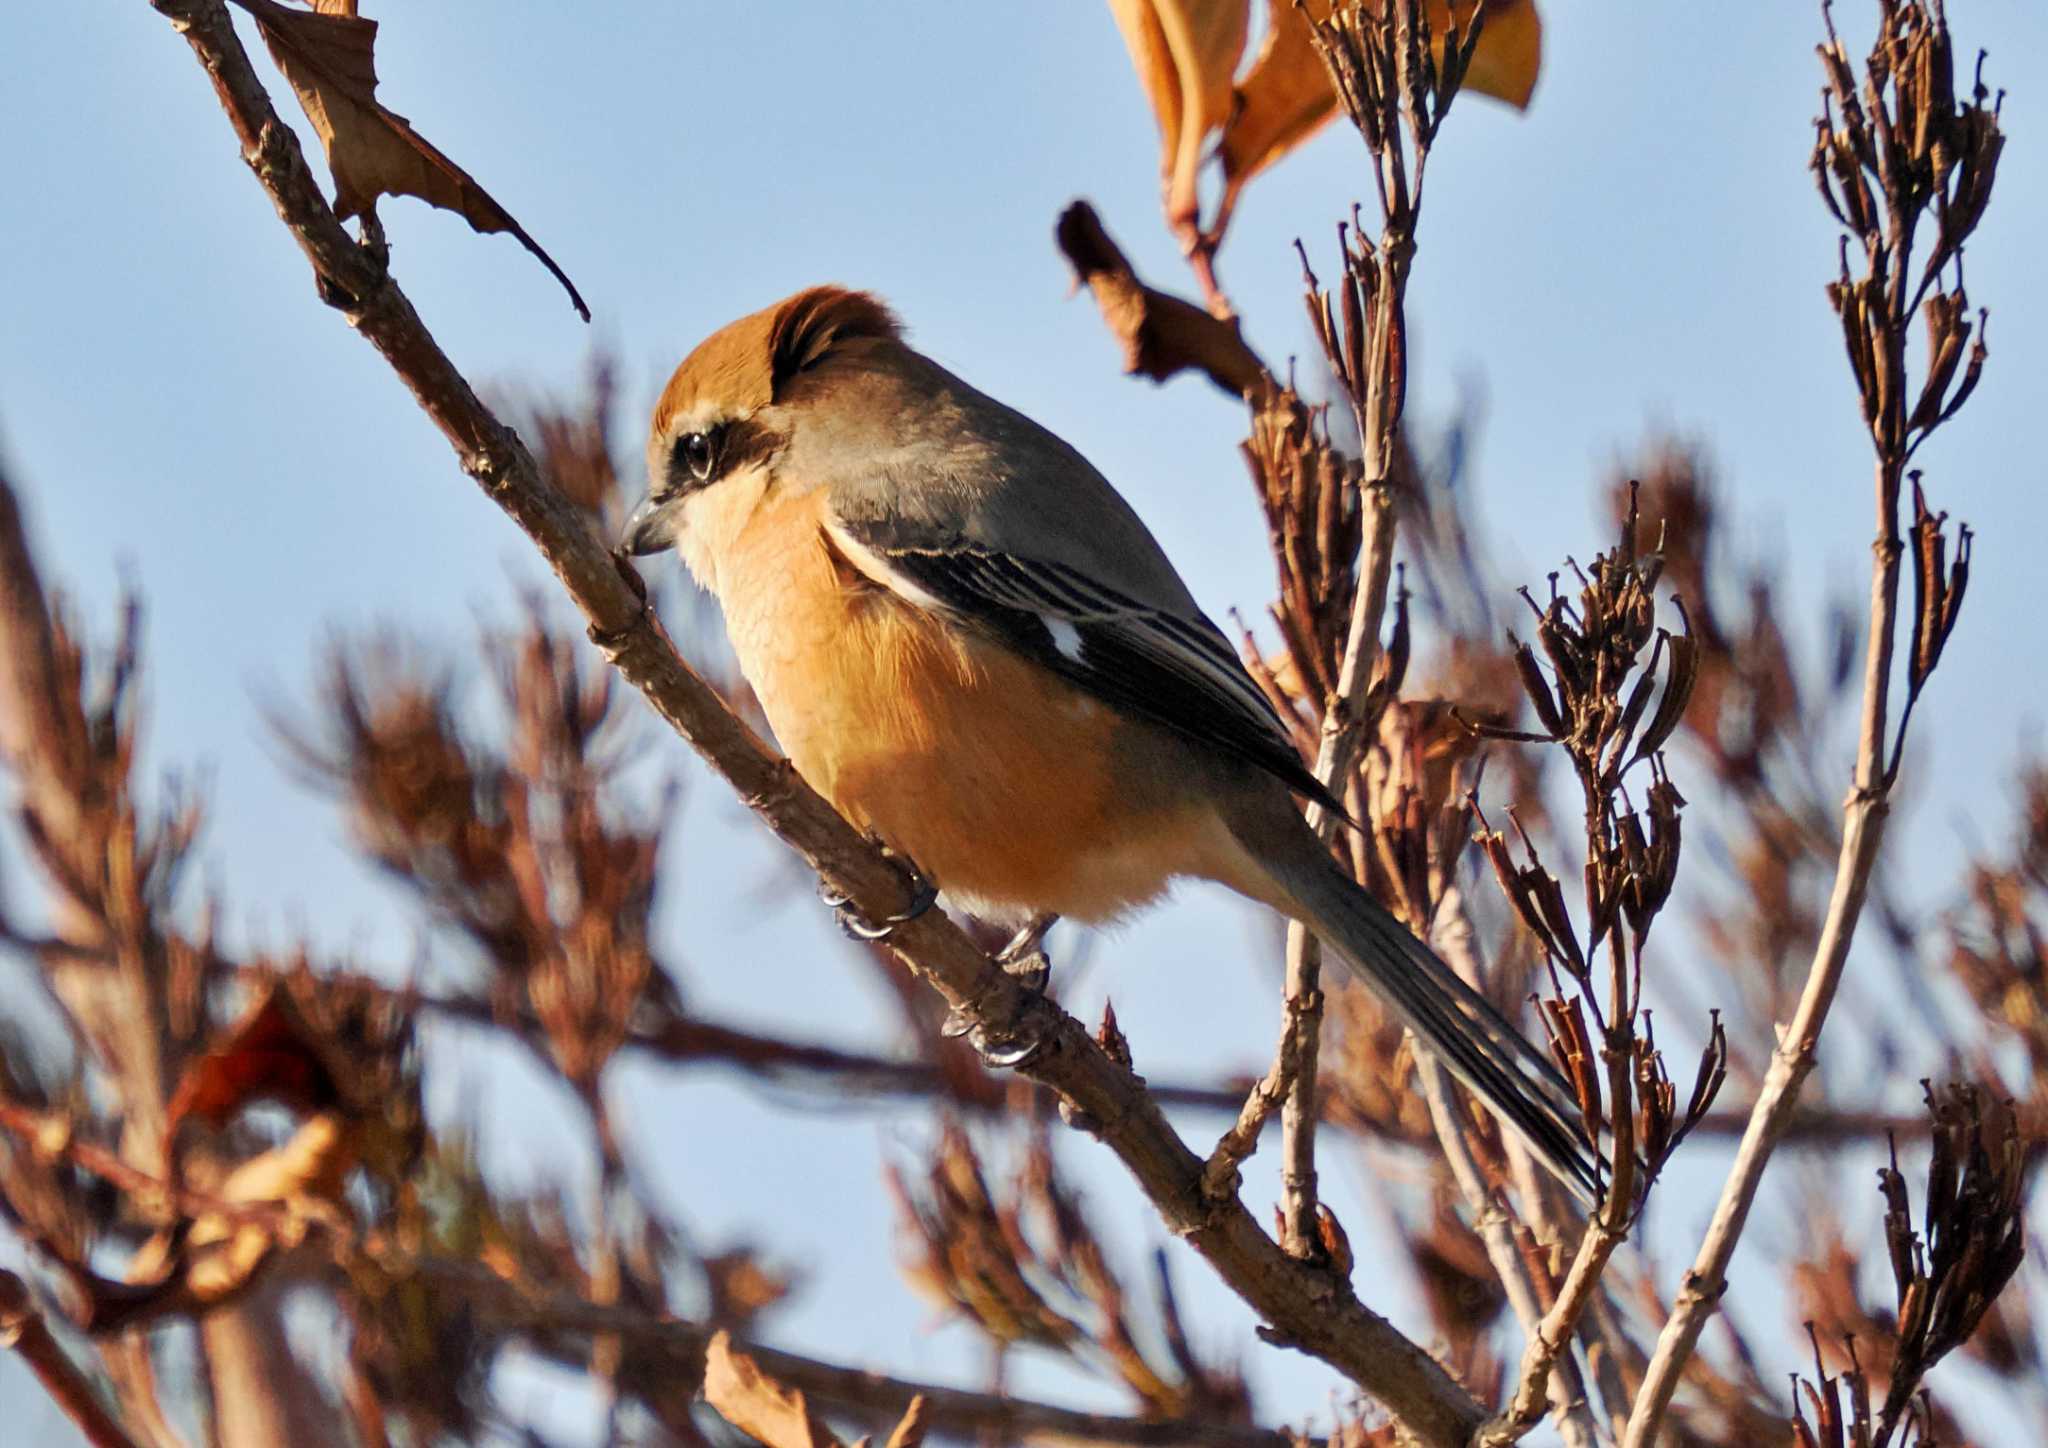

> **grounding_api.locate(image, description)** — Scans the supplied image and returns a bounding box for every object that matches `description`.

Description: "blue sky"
[4,2,2046,1443]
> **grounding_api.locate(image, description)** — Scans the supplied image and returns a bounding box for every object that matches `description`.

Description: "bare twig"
[1202,982,1320,1201]
[1423,894,1598,1448]
[141,1,1489,1438]
[1624,6,2000,1440]
[1476,1221,1626,1447]
[1417,1056,1593,1448]
[1253,0,1456,1265]
[0,1271,140,1448]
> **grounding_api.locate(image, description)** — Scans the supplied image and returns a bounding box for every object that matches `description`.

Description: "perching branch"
[141,0,1490,1439]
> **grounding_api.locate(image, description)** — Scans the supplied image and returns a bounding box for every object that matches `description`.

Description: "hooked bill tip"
[621,493,679,557]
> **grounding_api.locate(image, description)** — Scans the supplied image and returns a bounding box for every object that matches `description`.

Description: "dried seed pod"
[1679,1011,1728,1144]
[1341,256,1369,399]
[1879,1140,1918,1300]
[1933,311,1991,431]
[1632,619,1700,767]
[1909,290,1970,434]
[1538,995,1602,1144]
[1527,867,1586,980]
[1509,635,1565,739]
[1608,631,1667,777]
[1632,1026,1675,1170]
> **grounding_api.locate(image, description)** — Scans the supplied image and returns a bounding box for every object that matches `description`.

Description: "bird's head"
[621,285,900,561]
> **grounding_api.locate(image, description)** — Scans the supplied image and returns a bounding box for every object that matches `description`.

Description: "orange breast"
[707,486,1207,924]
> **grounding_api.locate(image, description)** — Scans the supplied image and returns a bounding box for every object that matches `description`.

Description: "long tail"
[1264,831,1602,1203]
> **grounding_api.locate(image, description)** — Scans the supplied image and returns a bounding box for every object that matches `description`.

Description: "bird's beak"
[621,491,683,557]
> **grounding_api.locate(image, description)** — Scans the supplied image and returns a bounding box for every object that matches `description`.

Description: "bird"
[622,284,1600,1201]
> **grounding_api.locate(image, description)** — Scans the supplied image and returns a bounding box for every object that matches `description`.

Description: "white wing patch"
[1042,614,1085,661]
[823,513,1320,797]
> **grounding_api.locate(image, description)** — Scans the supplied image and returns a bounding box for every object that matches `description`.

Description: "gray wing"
[779,334,1336,808]
[827,514,1339,812]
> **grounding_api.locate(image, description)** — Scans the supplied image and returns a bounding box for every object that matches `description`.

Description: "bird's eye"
[676,428,719,483]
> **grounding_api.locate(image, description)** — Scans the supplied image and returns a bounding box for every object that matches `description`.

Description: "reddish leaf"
[167,985,335,1132]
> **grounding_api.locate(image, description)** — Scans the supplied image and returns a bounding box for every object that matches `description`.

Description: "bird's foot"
[961,1022,1049,1070]
[818,845,937,943]
[940,914,1059,1068]
[993,912,1059,995]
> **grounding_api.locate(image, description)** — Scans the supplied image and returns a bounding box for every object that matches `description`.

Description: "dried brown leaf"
[703,1330,844,1448]
[232,0,588,319]
[1218,0,1543,234]
[88,1109,357,1332]
[1106,0,1251,231]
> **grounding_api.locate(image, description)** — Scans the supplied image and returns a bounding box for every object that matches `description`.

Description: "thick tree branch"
[142,1,1487,1439]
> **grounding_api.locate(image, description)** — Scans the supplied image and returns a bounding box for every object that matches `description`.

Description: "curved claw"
[941,972,1054,1069]
[995,913,1058,995]
[827,857,938,942]
[940,1010,1050,1070]
[975,1027,1047,1070]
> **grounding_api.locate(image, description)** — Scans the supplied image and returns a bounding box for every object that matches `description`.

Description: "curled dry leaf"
[1109,0,1544,250]
[1106,0,1251,233]
[702,1329,844,1448]
[231,0,589,320]
[1054,200,1267,395]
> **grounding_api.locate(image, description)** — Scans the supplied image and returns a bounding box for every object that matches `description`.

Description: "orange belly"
[705,486,1211,924]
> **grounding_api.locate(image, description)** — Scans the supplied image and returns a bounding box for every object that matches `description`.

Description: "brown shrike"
[624,285,1598,1199]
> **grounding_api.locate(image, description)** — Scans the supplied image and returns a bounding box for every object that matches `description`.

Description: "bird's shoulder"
[784,341,1202,618]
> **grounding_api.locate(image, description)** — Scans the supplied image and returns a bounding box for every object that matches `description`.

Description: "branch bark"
[141,1,1487,1439]
[0,1271,140,1448]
